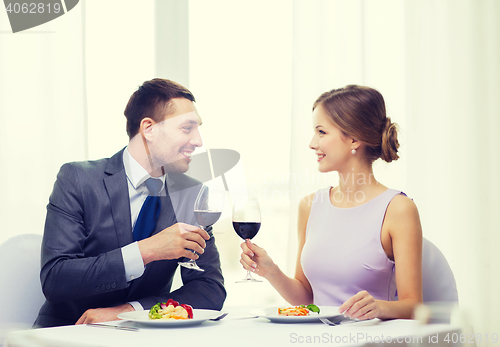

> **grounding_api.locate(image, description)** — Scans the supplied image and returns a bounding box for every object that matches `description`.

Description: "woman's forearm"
[262,264,313,305]
[375,298,421,320]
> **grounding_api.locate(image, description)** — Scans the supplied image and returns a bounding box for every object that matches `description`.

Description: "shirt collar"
[123,147,166,190]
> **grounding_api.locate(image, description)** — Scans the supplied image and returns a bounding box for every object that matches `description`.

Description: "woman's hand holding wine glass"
[232,196,263,283]
[240,239,277,279]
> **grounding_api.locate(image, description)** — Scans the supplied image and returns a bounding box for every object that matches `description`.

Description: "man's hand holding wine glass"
[138,223,209,265]
[179,180,225,271]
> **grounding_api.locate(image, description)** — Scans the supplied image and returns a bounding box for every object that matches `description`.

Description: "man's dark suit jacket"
[34,148,226,327]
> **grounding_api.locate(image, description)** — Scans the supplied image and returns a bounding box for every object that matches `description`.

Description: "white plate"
[118,309,222,327]
[250,306,343,323]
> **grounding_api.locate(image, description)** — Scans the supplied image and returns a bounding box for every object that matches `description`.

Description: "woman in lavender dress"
[240,85,422,320]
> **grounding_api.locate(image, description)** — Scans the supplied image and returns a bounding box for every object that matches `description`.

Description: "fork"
[321,317,380,327]
[210,312,228,321]
[320,318,342,326]
[88,323,139,331]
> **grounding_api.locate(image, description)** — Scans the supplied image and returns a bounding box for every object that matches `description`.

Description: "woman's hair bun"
[381,117,399,163]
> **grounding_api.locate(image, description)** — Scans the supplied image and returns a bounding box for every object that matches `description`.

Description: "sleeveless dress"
[301,187,402,306]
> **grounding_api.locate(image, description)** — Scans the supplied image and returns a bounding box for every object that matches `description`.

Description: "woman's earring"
[351,149,357,155]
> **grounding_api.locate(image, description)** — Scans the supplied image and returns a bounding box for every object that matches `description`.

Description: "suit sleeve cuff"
[128,301,143,311]
[121,242,145,282]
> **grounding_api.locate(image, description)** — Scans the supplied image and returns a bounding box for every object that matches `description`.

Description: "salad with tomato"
[149,299,194,320]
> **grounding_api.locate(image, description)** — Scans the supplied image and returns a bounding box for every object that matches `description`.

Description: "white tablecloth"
[5,307,461,347]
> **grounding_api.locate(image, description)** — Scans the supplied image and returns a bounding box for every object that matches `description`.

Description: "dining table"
[4,306,462,347]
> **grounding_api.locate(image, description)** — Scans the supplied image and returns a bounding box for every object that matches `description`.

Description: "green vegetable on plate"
[299,304,320,313]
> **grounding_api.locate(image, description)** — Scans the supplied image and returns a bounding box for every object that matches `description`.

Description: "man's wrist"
[137,239,155,265]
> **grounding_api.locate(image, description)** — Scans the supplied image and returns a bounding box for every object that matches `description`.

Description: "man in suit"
[34,78,226,327]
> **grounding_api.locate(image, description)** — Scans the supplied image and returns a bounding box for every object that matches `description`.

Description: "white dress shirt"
[121,147,166,311]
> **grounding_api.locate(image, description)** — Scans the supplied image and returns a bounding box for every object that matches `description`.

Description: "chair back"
[0,234,45,327]
[422,237,459,303]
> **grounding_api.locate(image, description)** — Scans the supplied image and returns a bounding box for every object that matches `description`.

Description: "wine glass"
[178,180,225,271]
[232,196,262,283]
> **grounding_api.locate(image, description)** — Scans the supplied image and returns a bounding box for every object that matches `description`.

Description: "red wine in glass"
[232,222,260,240]
[232,196,262,283]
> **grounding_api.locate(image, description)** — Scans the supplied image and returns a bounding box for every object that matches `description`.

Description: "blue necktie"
[133,178,163,242]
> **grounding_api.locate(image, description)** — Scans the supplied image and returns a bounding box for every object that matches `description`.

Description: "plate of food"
[250,305,343,323]
[117,299,222,327]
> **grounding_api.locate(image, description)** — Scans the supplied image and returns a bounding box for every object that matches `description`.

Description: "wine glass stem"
[245,270,254,280]
[189,226,204,258]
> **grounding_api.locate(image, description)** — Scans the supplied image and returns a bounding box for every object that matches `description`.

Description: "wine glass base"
[178,261,205,272]
[235,277,262,283]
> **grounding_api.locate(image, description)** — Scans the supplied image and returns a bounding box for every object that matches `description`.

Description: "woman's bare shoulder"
[387,193,419,217]
[299,192,316,210]
[385,193,422,237]
[297,192,317,240]
[297,192,317,226]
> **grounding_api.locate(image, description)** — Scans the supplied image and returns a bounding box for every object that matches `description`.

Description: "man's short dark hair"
[124,78,195,139]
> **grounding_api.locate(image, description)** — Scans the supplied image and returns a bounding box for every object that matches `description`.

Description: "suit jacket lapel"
[104,148,133,246]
